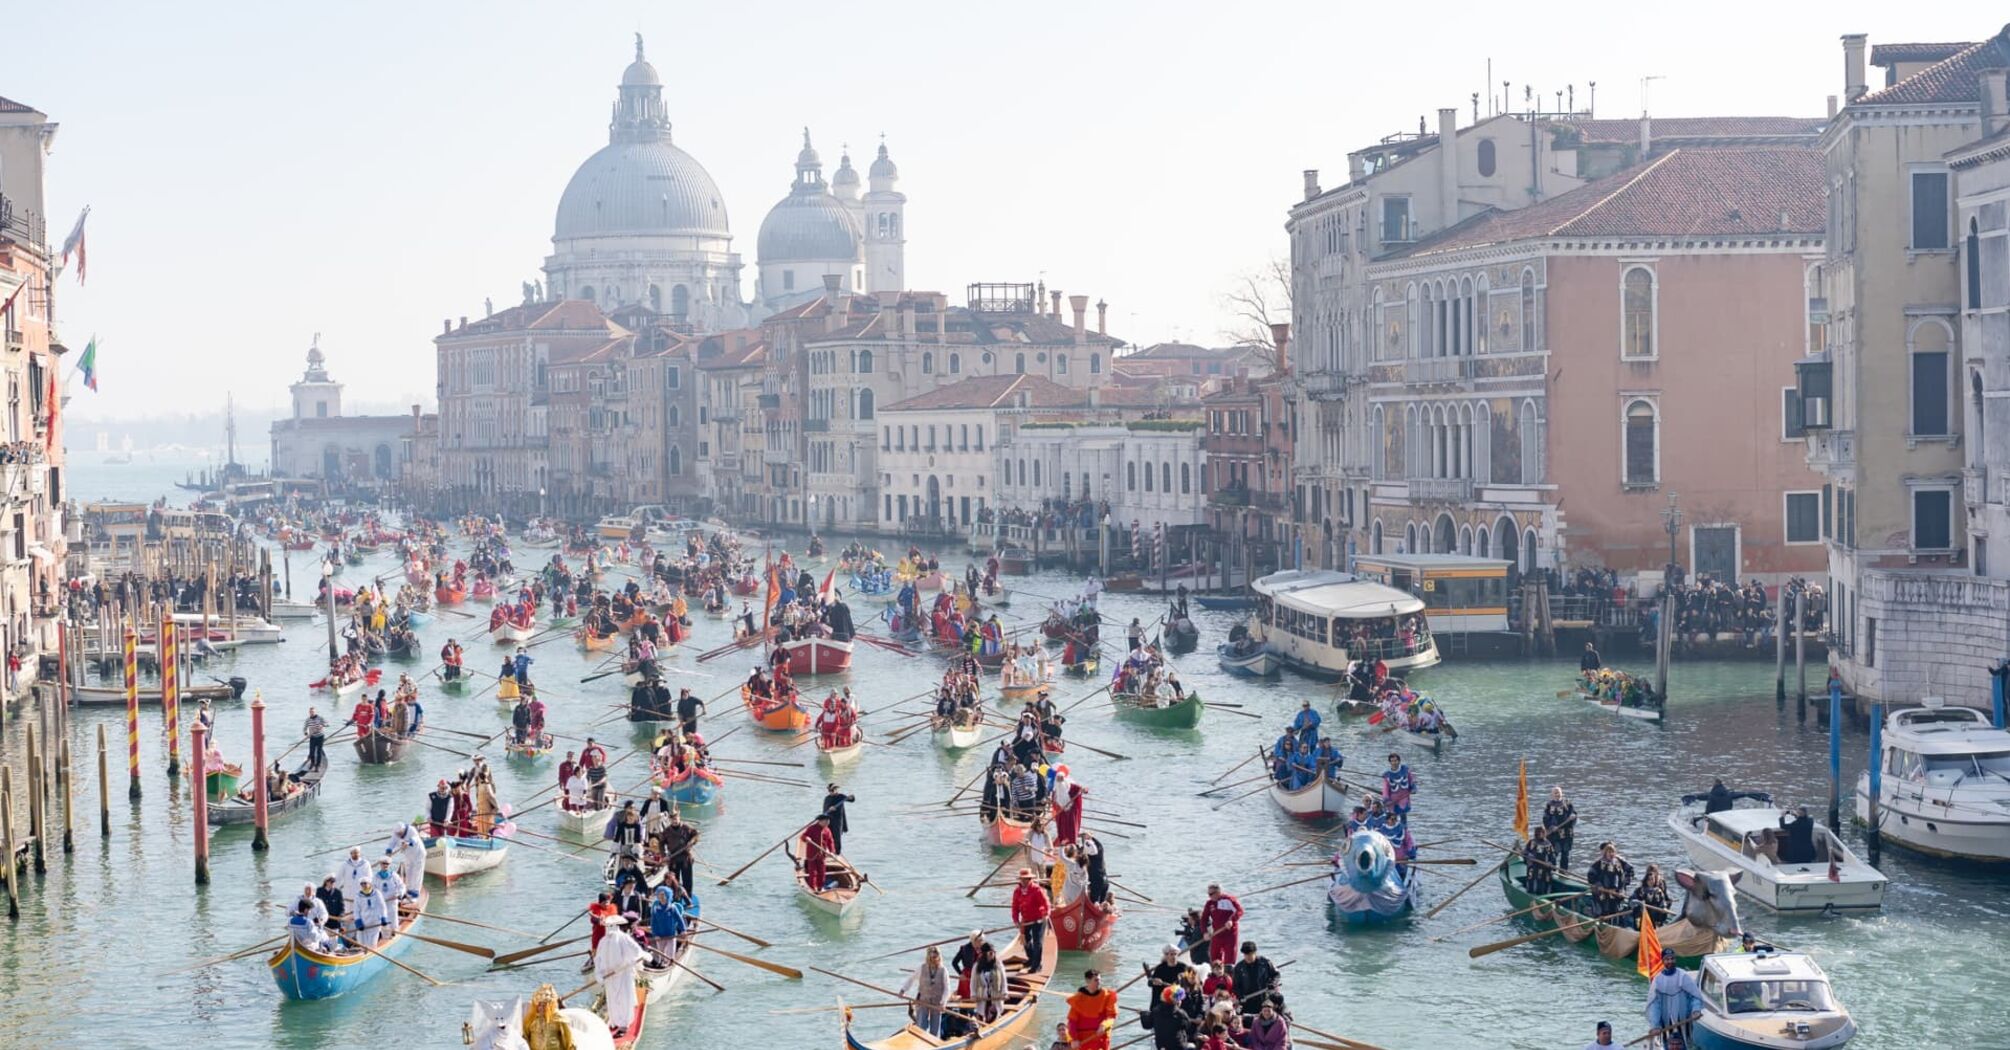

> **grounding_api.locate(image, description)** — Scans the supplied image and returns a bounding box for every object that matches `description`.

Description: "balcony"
[0,195,45,247]
[1300,371,1352,400]
[1403,356,1470,385]
[762,448,790,465]
[712,408,740,423]
[1408,477,1472,503]
[1209,489,1249,508]
[1805,428,1855,473]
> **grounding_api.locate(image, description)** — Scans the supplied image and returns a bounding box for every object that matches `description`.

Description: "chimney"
[1984,70,2010,136]
[1096,299,1108,336]
[1842,34,1868,102]
[901,301,917,340]
[1302,169,1321,200]
[1348,154,1366,181]
[443,319,452,335]
[1639,114,1651,155]
[1269,323,1291,375]
[1050,290,1063,318]
[1826,94,1838,119]
[1069,295,1089,345]
[821,273,842,296]
[1436,107,1459,227]
[459,316,467,329]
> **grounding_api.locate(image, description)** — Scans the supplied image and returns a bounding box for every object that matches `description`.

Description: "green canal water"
[1,465,1993,1048]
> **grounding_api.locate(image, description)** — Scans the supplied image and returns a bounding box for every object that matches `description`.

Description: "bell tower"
[863,138,906,292]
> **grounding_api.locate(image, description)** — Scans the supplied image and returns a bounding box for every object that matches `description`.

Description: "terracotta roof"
[440,298,620,339]
[1857,30,2010,106]
[693,329,766,369]
[1870,42,1974,66]
[1565,116,1825,144]
[881,374,1092,413]
[1398,147,1824,258]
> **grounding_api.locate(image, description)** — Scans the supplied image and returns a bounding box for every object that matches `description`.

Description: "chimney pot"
[1050,290,1063,318]
[1639,115,1651,155]
[443,319,452,335]
[821,273,842,294]
[1069,295,1089,346]
[1096,299,1108,336]
[1842,33,1868,102]
[1269,323,1291,374]
[1348,155,1366,181]
[1302,169,1321,200]
[1437,107,1459,228]
[1827,94,1838,119]
[459,316,467,329]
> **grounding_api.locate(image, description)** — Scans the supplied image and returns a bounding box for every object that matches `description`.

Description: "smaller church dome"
[869,143,898,181]
[832,152,859,190]
[758,194,862,263]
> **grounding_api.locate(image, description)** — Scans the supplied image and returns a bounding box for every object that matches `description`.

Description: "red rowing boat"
[776,637,853,676]
[1052,889,1118,952]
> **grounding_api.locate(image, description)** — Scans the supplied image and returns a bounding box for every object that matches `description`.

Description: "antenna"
[1640,75,1665,117]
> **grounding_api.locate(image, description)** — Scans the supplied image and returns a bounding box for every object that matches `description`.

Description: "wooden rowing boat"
[1497,855,1732,965]
[1111,689,1205,730]
[742,685,810,733]
[656,766,722,807]
[1061,655,1098,678]
[980,811,1030,848]
[1267,773,1352,820]
[558,803,615,838]
[1051,887,1118,952]
[795,858,864,916]
[932,719,983,753]
[491,620,537,644]
[577,629,616,652]
[205,763,243,802]
[208,762,326,826]
[269,890,428,1000]
[816,734,866,768]
[842,928,1056,1050]
[352,727,414,765]
[777,636,855,676]
[505,733,555,760]
[423,828,511,883]
[1216,643,1282,679]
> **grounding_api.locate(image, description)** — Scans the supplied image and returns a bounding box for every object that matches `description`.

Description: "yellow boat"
[842,931,1055,1049]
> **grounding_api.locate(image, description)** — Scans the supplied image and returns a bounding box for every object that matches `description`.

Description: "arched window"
[1015,353,1027,374]
[1624,400,1658,486]
[1144,463,1154,492]
[857,349,874,373]
[1032,460,1041,485]
[1180,463,1191,494]
[1404,522,1418,554]
[668,446,682,475]
[1459,525,1473,555]
[1909,318,1953,437]
[1518,270,1536,352]
[922,352,934,375]
[373,444,393,479]
[858,388,874,419]
[1969,217,1983,310]
[1477,138,1496,177]
[1127,462,1137,491]
[668,404,680,428]
[669,285,689,320]
[648,285,662,312]
[578,285,595,302]
[1089,354,1102,374]
[1621,267,1655,359]
[1018,459,1027,485]
[1522,528,1538,574]
[1520,400,1542,485]
[1371,519,1384,554]
[949,353,961,375]
[1162,462,1172,492]
[1476,524,1490,559]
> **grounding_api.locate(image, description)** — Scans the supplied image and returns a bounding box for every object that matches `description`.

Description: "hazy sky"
[13,2,1986,422]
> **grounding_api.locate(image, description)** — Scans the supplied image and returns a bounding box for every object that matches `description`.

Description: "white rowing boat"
[423,827,512,883]
[1268,775,1352,820]
[558,804,612,838]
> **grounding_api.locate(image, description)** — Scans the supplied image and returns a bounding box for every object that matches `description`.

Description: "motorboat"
[1855,700,2010,861]
[1668,801,1885,913]
[1217,641,1281,679]
[1250,570,1439,679]
[1688,951,1856,1049]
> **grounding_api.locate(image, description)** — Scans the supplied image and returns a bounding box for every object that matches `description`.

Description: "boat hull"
[1670,810,1885,912]
[1112,690,1205,730]
[352,730,412,765]
[1499,856,1729,965]
[743,686,810,732]
[207,765,326,826]
[981,813,1030,848]
[1268,777,1353,820]
[1051,890,1117,952]
[1855,780,2010,862]
[1217,644,1281,679]
[657,769,722,807]
[933,723,983,752]
[423,832,510,882]
[558,805,615,837]
[491,622,536,644]
[1691,1012,1856,1050]
[779,637,853,676]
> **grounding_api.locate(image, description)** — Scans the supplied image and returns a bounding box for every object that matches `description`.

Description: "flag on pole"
[58,206,89,283]
[0,278,26,317]
[1635,905,1664,980]
[43,367,57,451]
[762,560,780,631]
[818,568,836,604]
[1513,758,1529,840]
[78,337,98,391]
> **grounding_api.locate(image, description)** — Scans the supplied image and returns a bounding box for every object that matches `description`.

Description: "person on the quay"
[593,914,646,1038]
[1011,865,1052,967]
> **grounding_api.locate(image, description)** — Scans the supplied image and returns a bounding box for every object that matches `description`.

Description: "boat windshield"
[1723,979,1837,1014]
[1921,751,2010,777]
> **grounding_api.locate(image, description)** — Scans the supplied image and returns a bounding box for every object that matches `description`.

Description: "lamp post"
[1661,490,1682,576]
[321,561,337,662]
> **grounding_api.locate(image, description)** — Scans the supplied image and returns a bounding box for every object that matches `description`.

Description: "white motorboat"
[171,611,285,645]
[1689,951,1856,1049]
[1668,802,1885,913]
[423,828,512,883]
[267,599,323,621]
[1855,700,2010,861]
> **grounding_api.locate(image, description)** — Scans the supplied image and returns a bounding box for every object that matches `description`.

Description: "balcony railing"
[0,195,45,247]
[1966,467,1987,509]
[1300,371,1351,399]
[1408,477,1473,503]
[1208,489,1248,508]
[1403,356,1470,384]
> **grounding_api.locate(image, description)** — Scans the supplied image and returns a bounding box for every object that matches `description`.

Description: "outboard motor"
[228,676,249,699]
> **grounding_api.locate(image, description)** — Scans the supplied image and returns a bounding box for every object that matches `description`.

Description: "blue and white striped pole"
[1828,679,1843,830]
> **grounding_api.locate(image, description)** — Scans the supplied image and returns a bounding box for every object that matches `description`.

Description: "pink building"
[1362,147,1830,583]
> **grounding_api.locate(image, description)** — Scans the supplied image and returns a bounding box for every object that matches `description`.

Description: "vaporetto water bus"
[1249,570,1439,681]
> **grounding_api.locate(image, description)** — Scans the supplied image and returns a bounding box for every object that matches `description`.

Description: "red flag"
[818,568,836,603]
[43,367,57,451]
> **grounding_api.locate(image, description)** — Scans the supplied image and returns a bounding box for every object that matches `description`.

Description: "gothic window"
[1180,463,1191,493]
[1015,353,1027,374]
[1127,462,1137,490]
[669,446,682,475]
[1621,267,1655,359]
[1520,270,1537,351]
[1161,463,1172,492]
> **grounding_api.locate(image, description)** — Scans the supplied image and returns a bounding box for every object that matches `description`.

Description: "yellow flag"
[1513,759,1529,840]
[1636,905,1665,980]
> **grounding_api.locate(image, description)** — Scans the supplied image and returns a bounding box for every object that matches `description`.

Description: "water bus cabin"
[1351,554,1516,658]
[1249,570,1438,681]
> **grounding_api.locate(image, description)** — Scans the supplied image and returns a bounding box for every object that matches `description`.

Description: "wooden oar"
[1063,738,1128,761]
[536,906,592,944]
[1625,1014,1702,1047]
[304,829,403,859]
[1256,839,1317,868]
[406,930,497,959]
[693,916,772,949]
[159,936,286,975]
[716,827,799,885]
[492,934,591,967]
[689,939,802,979]
[857,923,1022,963]
[1288,1021,1396,1050]
[1429,893,1582,941]
[352,934,445,985]
[1208,751,1262,786]
[417,911,541,939]
[1210,781,1272,811]
[1423,858,1505,920]
[1241,872,1332,898]
[806,966,986,1028]
[1467,915,1600,958]
[965,845,1027,899]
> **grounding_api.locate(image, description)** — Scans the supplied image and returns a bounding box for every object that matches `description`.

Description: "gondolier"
[799,813,839,891]
[303,708,329,770]
[1011,867,1051,968]
[675,687,705,736]
[821,782,855,854]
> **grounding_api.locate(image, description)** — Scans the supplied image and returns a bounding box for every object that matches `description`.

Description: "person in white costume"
[352,879,395,949]
[336,846,372,907]
[593,915,647,1037]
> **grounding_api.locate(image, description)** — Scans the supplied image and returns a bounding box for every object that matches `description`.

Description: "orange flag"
[762,561,780,630]
[1635,905,1664,980]
[1512,759,1529,840]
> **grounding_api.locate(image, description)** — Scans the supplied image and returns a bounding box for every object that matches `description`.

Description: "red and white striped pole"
[190,721,210,885]
[250,692,269,852]
[161,608,180,779]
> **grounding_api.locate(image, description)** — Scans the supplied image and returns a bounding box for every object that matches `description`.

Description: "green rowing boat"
[1498,855,1731,965]
[1112,688,1205,730]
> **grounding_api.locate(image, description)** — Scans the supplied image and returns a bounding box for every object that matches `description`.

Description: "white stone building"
[990,422,1207,536]
[269,341,420,484]
[754,134,906,316]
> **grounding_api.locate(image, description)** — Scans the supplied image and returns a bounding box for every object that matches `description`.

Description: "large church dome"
[555,140,731,240]
[756,130,862,263]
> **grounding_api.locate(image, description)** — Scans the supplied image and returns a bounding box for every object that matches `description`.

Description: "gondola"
[352,726,414,765]
[979,810,1030,848]
[70,676,248,706]
[269,890,428,1000]
[207,762,327,826]
[1050,886,1118,952]
[505,733,555,760]
[422,828,512,883]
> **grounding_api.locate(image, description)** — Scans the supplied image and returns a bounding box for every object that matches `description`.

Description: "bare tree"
[1219,257,1293,372]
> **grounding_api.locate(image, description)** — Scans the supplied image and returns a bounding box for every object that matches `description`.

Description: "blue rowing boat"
[269,890,427,1000]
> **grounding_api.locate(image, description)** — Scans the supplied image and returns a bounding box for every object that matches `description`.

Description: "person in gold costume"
[521,984,576,1050]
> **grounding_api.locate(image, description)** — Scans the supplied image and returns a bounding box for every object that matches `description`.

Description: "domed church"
[544,35,752,330]
[754,131,905,314]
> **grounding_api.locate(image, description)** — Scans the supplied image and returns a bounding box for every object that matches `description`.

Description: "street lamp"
[321,561,338,662]
[1662,490,1682,577]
